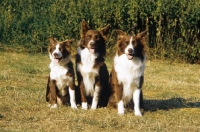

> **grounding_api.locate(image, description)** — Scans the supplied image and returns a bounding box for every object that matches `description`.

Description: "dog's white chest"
[78,48,99,95]
[79,48,97,71]
[114,54,145,87]
[50,63,72,90]
[114,54,145,103]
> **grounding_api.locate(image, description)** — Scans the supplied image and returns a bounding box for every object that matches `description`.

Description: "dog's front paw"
[91,106,97,110]
[91,102,97,110]
[118,111,125,115]
[48,103,51,107]
[82,102,88,110]
[118,100,124,115]
[118,107,125,115]
[134,110,142,116]
[50,104,58,109]
[71,104,78,109]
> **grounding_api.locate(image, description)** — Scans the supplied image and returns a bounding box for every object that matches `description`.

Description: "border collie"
[46,37,77,109]
[108,30,148,116]
[76,19,111,110]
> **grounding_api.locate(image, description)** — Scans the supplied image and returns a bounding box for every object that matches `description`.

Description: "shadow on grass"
[0,113,4,119]
[144,97,200,111]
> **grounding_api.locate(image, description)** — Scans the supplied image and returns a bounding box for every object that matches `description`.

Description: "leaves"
[0,0,200,63]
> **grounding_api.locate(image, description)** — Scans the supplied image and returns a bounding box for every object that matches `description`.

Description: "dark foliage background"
[0,0,200,63]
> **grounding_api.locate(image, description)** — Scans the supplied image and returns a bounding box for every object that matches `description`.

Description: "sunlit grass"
[0,52,200,131]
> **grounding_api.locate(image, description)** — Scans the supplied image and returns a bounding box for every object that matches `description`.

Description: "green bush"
[0,0,200,63]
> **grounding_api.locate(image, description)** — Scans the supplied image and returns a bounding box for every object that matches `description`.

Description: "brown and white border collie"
[46,37,77,109]
[76,20,111,110]
[108,30,148,116]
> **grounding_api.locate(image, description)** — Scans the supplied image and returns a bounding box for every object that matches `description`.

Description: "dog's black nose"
[53,53,58,57]
[128,48,133,53]
[90,42,95,47]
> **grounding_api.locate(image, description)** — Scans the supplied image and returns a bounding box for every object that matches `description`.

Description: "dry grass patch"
[0,52,200,131]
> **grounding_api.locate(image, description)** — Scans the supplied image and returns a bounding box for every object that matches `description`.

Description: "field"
[0,52,200,131]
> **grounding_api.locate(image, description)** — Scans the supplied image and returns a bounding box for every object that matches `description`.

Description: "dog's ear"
[67,39,74,44]
[48,37,57,46]
[81,19,91,35]
[80,19,90,47]
[63,39,74,53]
[116,30,126,40]
[100,24,110,38]
[63,39,74,45]
[116,30,127,36]
[137,30,148,39]
[137,30,148,54]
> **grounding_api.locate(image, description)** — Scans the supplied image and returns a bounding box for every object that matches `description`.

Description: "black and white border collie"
[46,37,77,109]
[76,19,111,110]
[108,30,148,116]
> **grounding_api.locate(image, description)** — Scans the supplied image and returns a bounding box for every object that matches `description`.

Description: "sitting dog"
[46,37,77,109]
[76,20,111,110]
[108,30,148,116]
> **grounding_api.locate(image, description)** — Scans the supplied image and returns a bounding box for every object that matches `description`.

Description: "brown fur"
[107,30,148,110]
[46,37,77,107]
[75,20,111,107]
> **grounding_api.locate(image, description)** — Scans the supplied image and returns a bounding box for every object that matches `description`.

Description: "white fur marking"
[125,37,134,54]
[133,89,142,116]
[49,59,73,91]
[114,38,146,116]
[114,54,146,105]
[118,100,124,114]
[82,102,88,110]
[91,86,100,109]
[52,44,62,58]
[50,104,58,109]
[77,48,99,96]
[87,40,95,47]
[69,88,77,109]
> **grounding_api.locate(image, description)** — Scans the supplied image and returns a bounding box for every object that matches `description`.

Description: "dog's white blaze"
[125,36,134,54]
[78,48,99,96]
[91,85,100,109]
[51,44,62,58]
[133,89,142,116]
[69,88,77,109]
[118,100,124,114]
[82,102,88,110]
[114,49,146,105]
[87,39,95,48]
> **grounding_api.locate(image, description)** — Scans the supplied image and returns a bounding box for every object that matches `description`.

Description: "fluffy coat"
[108,30,148,116]
[46,37,77,109]
[76,20,111,110]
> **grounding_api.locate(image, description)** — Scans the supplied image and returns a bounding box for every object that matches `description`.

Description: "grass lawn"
[0,52,200,131]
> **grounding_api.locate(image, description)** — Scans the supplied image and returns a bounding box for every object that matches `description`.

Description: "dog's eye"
[125,41,129,45]
[132,41,137,46]
[50,47,56,52]
[95,35,99,40]
[87,35,91,38]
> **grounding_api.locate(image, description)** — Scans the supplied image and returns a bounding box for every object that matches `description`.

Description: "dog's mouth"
[126,54,134,60]
[53,57,62,63]
[89,48,95,53]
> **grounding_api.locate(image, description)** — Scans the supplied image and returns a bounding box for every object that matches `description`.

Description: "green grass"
[0,52,200,131]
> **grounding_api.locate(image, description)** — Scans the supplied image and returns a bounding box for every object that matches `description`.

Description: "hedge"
[0,0,200,63]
